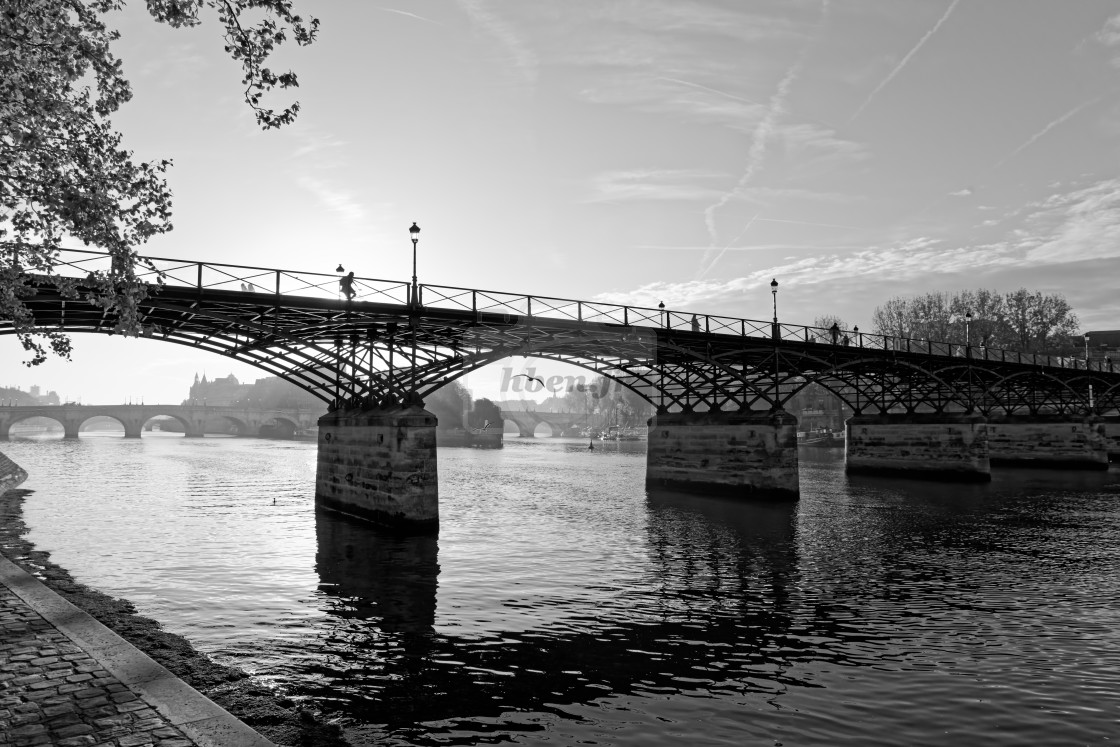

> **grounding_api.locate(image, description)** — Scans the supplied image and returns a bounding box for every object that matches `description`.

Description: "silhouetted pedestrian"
[830,322,840,345]
[691,315,700,332]
[339,271,356,301]
[842,335,850,346]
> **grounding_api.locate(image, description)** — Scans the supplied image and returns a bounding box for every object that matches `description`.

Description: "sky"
[3,0,1120,405]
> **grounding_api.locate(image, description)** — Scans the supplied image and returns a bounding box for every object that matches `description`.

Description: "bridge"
[4,248,1120,530]
[0,404,320,440]
[501,409,588,437]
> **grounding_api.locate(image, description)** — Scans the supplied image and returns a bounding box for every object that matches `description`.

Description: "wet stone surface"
[0,584,197,747]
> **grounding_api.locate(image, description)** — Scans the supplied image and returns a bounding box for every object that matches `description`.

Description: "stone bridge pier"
[845,412,1110,480]
[315,405,439,531]
[646,410,799,499]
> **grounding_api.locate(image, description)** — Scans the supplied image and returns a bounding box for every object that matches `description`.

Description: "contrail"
[657,77,764,107]
[698,213,760,279]
[850,0,961,122]
[376,7,444,25]
[698,53,804,274]
[755,217,861,230]
[993,91,1110,169]
[698,0,830,278]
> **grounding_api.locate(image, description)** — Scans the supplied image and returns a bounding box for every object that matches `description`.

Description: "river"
[4,431,1120,746]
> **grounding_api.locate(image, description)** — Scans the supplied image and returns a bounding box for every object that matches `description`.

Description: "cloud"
[297,176,368,225]
[456,0,538,87]
[949,188,973,197]
[581,169,727,203]
[1024,179,1120,263]
[850,0,961,121]
[1096,13,1120,65]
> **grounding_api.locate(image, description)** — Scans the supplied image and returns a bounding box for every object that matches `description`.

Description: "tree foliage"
[870,288,1080,354]
[1,0,317,364]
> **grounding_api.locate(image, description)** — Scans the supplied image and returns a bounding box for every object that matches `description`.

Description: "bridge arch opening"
[78,415,128,436]
[7,415,66,440]
[532,422,555,438]
[142,414,190,437]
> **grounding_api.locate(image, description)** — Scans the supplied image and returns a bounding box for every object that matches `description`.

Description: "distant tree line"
[870,289,1080,354]
[424,380,502,431]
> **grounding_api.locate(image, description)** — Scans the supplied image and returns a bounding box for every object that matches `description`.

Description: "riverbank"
[0,488,352,747]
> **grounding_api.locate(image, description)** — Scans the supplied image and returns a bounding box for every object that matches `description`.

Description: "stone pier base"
[0,449,28,494]
[315,405,439,532]
[845,413,990,482]
[987,414,1109,470]
[646,410,799,500]
[1105,417,1120,463]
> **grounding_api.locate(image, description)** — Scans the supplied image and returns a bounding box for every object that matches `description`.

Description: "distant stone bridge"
[501,409,588,437]
[0,404,320,440]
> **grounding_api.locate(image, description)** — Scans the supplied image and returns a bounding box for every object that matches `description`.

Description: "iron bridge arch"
[5,249,1119,420]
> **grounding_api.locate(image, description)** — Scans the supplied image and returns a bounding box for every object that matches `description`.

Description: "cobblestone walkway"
[0,582,197,747]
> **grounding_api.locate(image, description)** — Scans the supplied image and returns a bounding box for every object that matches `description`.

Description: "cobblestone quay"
[0,554,272,747]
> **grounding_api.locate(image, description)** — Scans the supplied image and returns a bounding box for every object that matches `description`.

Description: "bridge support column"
[987,414,1109,470]
[1104,417,1120,463]
[62,420,82,439]
[845,413,990,482]
[315,405,439,532]
[646,410,799,499]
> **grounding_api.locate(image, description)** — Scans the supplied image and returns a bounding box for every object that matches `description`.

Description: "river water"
[4,431,1120,746]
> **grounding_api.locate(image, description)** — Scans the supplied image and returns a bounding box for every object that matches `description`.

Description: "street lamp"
[409,222,421,306]
[770,278,779,340]
[657,301,666,412]
[964,310,972,348]
[1085,333,1091,368]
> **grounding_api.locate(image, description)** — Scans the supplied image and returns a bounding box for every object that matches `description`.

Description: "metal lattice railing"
[31,247,1119,374]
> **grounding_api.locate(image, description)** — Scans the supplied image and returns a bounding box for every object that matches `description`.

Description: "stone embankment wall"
[646,410,799,499]
[316,405,439,531]
[845,413,990,481]
[987,414,1109,469]
[0,449,28,494]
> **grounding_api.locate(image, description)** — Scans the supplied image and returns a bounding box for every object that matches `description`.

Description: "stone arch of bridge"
[136,411,194,435]
[1,412,68,439]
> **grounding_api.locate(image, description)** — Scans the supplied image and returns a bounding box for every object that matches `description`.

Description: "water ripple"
[6,435,1120,745]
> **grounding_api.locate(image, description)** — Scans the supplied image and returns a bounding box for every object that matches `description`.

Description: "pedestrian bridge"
[5,248,1120,530]
[0,404,319,440]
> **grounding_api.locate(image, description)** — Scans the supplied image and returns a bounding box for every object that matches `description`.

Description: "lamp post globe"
[409,222,421,306]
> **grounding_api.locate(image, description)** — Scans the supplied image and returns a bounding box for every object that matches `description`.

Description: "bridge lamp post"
[770,278,779,340]
[658,301,666,412]
[1085,333,1091,368]
[964,311,972,350]
[409,222,421,307]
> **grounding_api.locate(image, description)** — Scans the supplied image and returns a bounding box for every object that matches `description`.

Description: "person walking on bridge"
[339,271,356,301]
[830,322,840,345]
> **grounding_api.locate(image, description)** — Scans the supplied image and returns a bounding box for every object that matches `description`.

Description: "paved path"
[0,554,273,747]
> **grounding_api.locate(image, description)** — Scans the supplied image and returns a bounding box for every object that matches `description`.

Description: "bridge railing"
[36,248,1117,374]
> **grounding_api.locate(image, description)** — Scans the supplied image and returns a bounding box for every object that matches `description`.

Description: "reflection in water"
[8,436,1120,746]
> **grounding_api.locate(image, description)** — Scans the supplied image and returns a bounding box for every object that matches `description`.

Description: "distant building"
[185,373,249,406]
[183,372,324,409]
